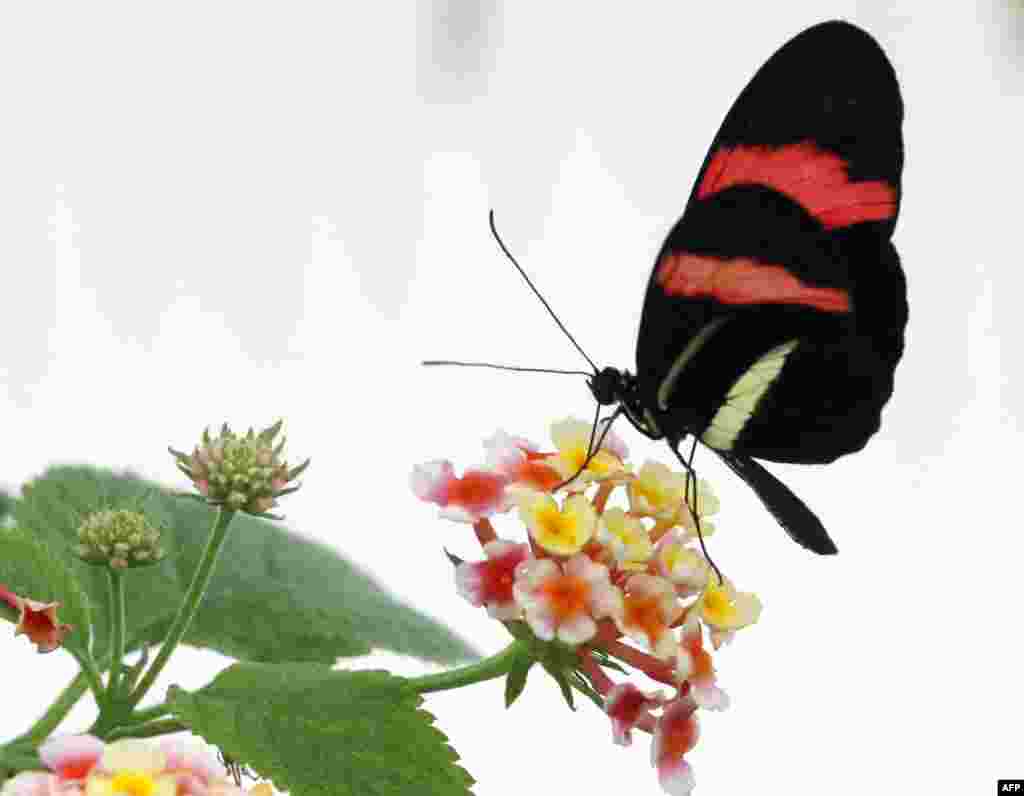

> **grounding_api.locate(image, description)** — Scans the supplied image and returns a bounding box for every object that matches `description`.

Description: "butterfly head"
[589,367,662,440]
[588,366,629,406]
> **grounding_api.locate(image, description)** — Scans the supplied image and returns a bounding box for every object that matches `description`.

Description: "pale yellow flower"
[628,461,687,519]
[549,418,627,487]
[598,507,653,571]
[518,492,597,555]
[694,577,761,632]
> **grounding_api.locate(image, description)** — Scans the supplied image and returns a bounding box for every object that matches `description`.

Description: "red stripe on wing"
[698,142,895,229]
[656,252,851,313]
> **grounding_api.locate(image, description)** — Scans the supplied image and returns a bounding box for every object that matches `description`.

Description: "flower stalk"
[405,641,527,695]
[124,507,235,712]
[106,569,126,699]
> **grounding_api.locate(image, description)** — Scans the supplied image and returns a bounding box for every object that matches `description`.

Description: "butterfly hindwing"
[713,449,837,555]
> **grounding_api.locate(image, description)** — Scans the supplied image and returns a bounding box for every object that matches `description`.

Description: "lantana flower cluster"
[412,418,762,796]
[0,734,270,796]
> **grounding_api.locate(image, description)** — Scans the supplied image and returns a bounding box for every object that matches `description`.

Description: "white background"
[2,2,1022,795]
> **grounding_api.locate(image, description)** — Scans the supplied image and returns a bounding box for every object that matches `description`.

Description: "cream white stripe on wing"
[656,316,729,411]
[701,339,799,450]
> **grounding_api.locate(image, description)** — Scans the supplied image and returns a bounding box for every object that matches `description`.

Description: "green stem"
[126,508,236,710]
[7,671,91,748]
[404,641,526,695]
[69,649,106,707]
[105,719,187,742]
[84,700,172,740]
[106,568,126,698]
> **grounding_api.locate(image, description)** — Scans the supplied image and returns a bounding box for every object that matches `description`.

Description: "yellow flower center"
[568,445,588,471]
[637,480,666,506]
[539,574,590,621]
[702,585,736,624]
[565,445,615,477]
[110,771,156,796]
[538,503,578,546]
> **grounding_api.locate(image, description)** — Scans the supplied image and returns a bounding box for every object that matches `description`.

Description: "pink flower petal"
[157,738,222,783]
[0,771,72,796]
[692,683,730,712]
[598,419,629,461]
[652,697,700,796]
[410,460,455,504]
[38,735,104,781]
[557,613,597,645]
[523,607,557,641]
[605,683,664,747]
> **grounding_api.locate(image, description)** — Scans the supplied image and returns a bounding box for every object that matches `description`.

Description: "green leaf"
[504,656,534,708]
[0,490,15,523]
[0,525,93,659]
[14,465,477,666]
[589,647,630,675]
[166,662,475,796]
[540,661,575,711]
[443,548,464,567]
[568,670,605,712]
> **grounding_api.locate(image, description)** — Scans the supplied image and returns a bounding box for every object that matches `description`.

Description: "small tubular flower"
[665,478,720,539]
[83,739,177,796]
[605,682,665,747]
[155,738,225,789]
[597,507,653,571]
[518,493,597,556]
[628,461,688,520]
[38,734,105,780]
[454,540,531,619]
[0,585,73,654]
[694,577,762,634]
[170,420,308,516]
[675,623,729,711]
[617,574,683,660]
[549,418,628,486]
[12,736,268,796]
[411,460,508,523]
[513,554,622,645]
[653,532,709,595]
[651,697,700,796]
[483,430,563,492]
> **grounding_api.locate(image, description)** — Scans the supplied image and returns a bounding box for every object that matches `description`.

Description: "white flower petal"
[557,613,597,646]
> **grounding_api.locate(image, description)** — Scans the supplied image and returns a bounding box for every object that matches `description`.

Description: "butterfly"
[429,20,905,556]
[586,20,906,554]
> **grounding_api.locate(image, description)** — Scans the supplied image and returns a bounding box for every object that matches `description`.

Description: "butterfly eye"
[589,367,621,406]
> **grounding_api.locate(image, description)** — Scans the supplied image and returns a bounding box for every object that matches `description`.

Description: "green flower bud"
[169,419,310,517]
[77,509,165,569]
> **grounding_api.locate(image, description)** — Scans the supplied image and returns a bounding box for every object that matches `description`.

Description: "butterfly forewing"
[635,20,906,466]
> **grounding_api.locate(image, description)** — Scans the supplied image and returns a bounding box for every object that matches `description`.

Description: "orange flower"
[0,584,73,653]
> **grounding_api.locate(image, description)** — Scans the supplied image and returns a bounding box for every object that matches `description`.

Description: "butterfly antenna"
[489,210,599,374]
[422,360,592,377]
[675,436,724,586]
[553,405,623,491]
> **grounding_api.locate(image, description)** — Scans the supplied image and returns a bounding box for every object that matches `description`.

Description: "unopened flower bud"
[169,420,309,516]
[77,509,165,569]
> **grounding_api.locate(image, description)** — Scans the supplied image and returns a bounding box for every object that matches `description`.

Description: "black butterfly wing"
[636,20,905,454]
[633,21,905,552]
[713,449,837,554]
